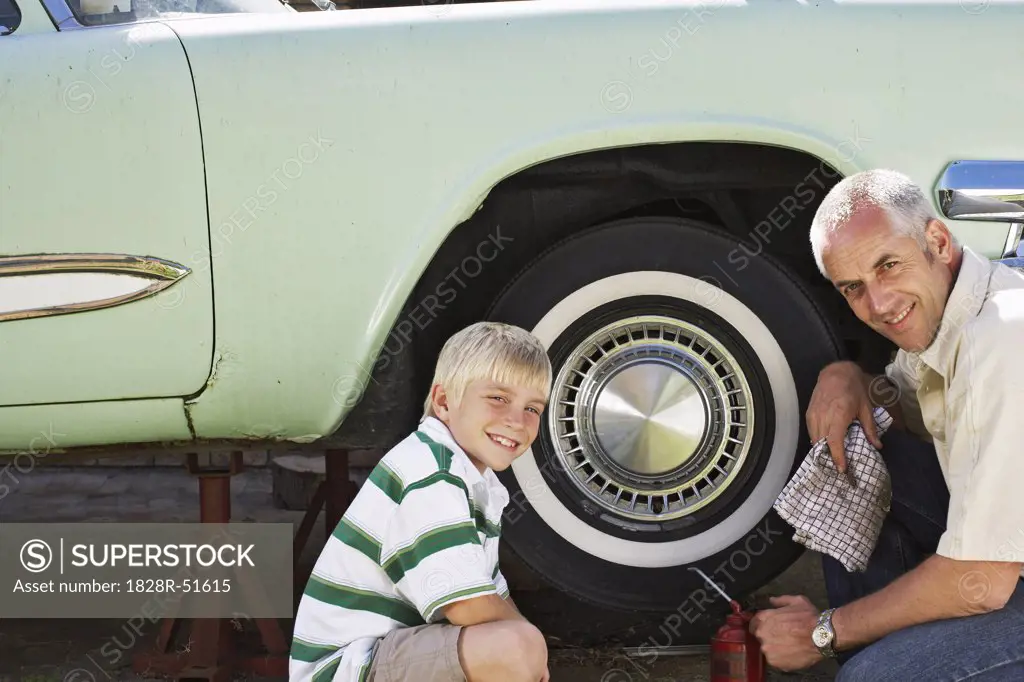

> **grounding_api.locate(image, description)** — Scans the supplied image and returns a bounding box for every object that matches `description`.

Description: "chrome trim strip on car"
[935,160,1024,222]
[0,254,190,322]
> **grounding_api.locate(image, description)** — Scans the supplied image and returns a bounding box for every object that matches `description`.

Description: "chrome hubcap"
[549,314,756,521]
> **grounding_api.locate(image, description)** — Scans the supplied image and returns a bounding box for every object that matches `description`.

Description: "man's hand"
[806,361,882,473]
[748,595,823,672]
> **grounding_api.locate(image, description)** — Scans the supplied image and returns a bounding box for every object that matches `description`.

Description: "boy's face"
[430,378,548,473]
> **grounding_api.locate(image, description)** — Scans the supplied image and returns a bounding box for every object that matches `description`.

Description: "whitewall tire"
[487,217,841,619]
[512,270,799,568]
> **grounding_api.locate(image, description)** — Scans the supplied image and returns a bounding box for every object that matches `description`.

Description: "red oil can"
[709,601,766,682]
[688,567,767,682]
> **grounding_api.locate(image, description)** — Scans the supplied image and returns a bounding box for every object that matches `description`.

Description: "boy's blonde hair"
[423,321,552,419]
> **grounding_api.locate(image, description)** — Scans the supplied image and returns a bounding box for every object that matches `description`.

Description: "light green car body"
[0,0,1021,455]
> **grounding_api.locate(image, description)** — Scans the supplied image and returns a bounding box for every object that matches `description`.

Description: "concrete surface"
[0,467,838,681]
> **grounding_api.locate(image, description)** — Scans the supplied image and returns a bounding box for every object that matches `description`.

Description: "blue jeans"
[822,428,1024,681]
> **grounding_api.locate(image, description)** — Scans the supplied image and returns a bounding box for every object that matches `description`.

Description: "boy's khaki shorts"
[366,623,466,682]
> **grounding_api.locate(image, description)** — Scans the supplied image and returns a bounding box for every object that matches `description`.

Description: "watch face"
[812,625,830,647]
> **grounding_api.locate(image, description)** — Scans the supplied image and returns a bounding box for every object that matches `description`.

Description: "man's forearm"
[831,554,1018,651]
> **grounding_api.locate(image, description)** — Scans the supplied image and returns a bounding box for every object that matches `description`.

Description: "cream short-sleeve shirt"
[885,247,1024,565]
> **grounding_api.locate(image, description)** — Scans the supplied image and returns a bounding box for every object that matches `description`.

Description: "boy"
[290,321,553,682]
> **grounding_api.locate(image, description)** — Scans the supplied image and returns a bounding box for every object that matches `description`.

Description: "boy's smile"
[487,432,520,451]
[431,378,548,473]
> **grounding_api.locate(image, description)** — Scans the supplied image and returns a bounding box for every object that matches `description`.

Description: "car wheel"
[486,216,841,621]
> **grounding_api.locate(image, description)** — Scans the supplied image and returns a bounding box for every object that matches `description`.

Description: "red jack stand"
[132,451,290,681]
[291,449,358,605]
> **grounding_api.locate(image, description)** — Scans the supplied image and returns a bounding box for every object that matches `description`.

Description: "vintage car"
[2,0,1023,640]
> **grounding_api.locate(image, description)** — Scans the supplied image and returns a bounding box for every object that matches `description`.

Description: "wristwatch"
[811,608,838,658]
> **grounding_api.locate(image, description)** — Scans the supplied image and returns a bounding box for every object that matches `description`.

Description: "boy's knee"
[512,621,547,657]
[458,620,548,681]
[508,622,547,676]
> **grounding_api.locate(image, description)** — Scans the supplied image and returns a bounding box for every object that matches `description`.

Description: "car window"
[0,0,20,34]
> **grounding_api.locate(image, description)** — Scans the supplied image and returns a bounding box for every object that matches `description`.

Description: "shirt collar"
[417,416,508,501]
[914,246,994,375]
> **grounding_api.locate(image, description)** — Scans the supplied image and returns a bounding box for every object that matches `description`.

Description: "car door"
[0,3,213,406]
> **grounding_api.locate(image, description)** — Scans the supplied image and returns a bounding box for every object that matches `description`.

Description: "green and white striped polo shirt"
[289,416,511,682]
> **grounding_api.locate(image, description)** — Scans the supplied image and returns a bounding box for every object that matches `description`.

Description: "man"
[749,169,1024,681]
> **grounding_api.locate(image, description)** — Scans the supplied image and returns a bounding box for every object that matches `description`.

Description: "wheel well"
[327,141,894,448]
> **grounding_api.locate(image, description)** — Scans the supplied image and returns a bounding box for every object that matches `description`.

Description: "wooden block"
[270,454,325,511]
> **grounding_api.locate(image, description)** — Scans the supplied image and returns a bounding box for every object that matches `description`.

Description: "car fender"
[169,0,1024,441]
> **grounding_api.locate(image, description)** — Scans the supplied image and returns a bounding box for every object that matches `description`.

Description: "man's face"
[431,378,548,473]
[822,206,957,353]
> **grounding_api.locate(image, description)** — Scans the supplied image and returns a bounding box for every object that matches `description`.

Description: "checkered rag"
[773,407,894,573]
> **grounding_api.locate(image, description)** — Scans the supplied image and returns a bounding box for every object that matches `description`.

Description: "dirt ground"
[0,467,839,682]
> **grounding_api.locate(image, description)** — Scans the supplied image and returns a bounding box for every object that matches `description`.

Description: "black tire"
[485,217,841,628]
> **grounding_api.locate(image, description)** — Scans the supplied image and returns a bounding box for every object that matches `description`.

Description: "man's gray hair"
[809,169,940,277]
